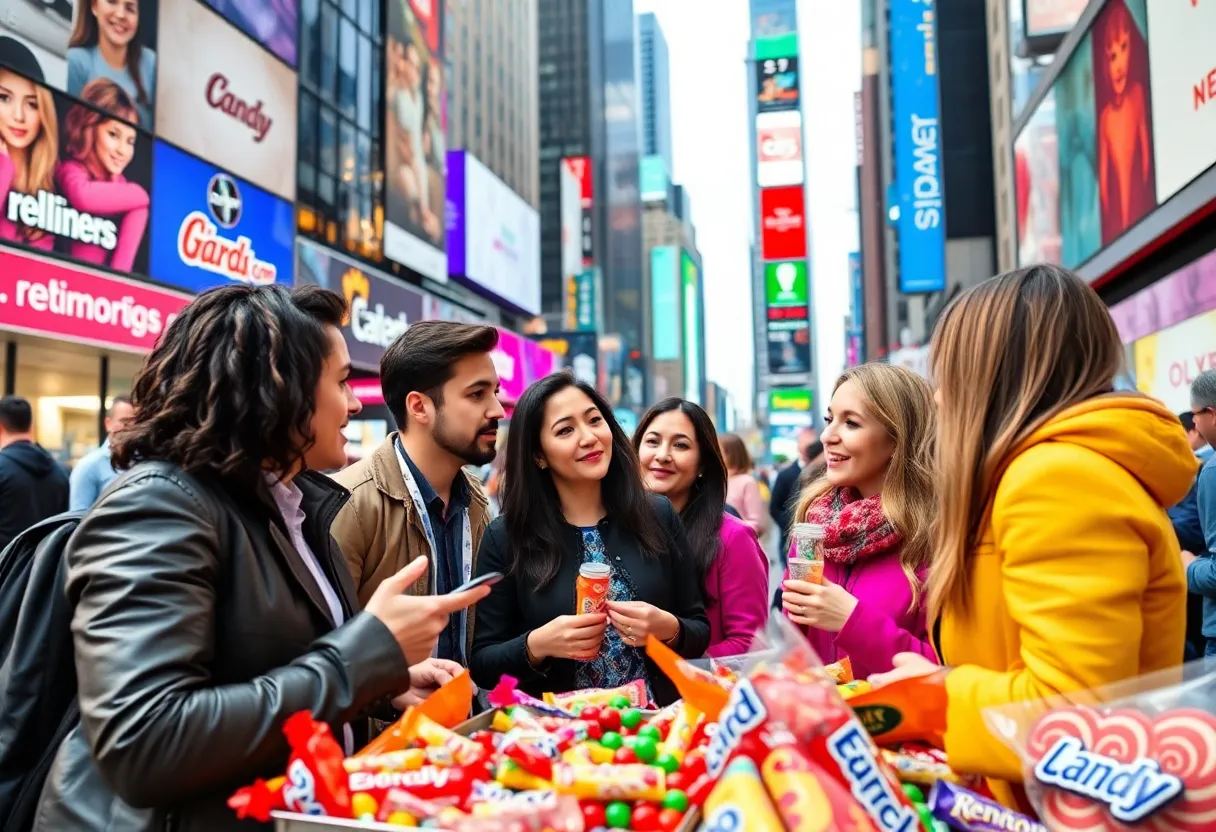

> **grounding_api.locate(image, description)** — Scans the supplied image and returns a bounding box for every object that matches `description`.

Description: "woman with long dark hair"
[470,374,709,706]
[34,285,488,831]
[633,398,769,657]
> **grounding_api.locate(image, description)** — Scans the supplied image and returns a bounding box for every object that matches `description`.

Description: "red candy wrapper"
[985,661,1216,831]
[650,613,920,832]
[280,711,352,817]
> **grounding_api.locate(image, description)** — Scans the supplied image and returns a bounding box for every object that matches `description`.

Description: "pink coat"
[55,160,149,272]
[783,545,936,679]
[704,513,770,658]
[726,473,766,536]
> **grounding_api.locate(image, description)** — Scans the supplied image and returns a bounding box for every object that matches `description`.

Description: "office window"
[301,0,321,88]
[320,2,338,98]
[338,15,358,119]
[357,35,372,130]
[299,91,319,197]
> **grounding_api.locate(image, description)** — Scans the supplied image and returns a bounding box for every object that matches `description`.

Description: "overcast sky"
[635,0,861,420]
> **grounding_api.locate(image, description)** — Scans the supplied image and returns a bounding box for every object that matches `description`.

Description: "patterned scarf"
[804,487,901,565]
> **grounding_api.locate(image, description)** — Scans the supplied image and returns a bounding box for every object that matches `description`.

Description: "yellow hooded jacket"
[934,395,1196,808]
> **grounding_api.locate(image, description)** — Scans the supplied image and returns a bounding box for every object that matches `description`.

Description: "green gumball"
[633,736,658,763]
[605,801,632,828]
[609,695,631,709]
[662,789,689,813]
[620,708,643,730]
[600,731,623,750]
[653,752,680,774]
[637,724,663,742]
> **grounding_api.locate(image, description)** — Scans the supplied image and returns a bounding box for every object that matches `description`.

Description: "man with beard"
[333,322,504,669]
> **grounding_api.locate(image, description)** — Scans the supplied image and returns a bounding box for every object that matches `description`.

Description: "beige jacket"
[331,435,491,657]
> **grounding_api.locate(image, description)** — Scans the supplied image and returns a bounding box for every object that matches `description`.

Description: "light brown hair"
[925,264,1124,622]
[719,433,752,474]
[792,363,937,608]
[70,0,151,107]
[62,78,139,163]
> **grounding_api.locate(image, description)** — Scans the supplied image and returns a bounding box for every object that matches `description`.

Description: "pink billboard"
[0,248,190,352]
[492,327,558,410]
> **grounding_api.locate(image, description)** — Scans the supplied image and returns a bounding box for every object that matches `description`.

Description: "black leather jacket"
[33,462,412,831]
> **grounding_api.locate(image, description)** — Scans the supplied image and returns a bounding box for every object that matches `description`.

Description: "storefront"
[0,248,191,464]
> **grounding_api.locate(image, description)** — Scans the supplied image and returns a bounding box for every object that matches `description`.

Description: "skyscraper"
[446,0,540,208]
[537,0,644,355]
[638,13,673,174]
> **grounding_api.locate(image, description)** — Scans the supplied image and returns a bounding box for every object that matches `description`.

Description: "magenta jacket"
[782,545,936,679]
[0,156,54,252]
[704,513,771,658]
[55,160,149,272]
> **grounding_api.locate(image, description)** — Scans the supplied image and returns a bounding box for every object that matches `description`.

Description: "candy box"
[984,661,1216,831]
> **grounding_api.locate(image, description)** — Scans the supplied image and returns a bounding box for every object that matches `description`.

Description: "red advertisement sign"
[0,248,190,352]
[564,156,594,207]
[760,186,808,261]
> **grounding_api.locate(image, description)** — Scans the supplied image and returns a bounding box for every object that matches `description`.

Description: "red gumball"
[665,770,687,792]
[581,801,607,829]
[599,708,622,732]
[631,803,660,831]
[581,706,602,724]
[657,808,685,831]
[613,746,638,765]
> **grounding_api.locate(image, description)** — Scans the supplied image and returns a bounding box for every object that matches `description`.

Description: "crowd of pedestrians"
[0,263,1208,829]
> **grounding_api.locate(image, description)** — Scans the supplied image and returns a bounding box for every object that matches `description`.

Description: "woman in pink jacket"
[781,363,938,678]
[634,400,770,658]
[720,433,767,536]
[55,77,148,272]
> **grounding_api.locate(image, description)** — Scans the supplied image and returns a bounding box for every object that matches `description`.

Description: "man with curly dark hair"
[34,284,490,832]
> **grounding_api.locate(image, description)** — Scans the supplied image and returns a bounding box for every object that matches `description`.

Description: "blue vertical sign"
[890,0,946,294]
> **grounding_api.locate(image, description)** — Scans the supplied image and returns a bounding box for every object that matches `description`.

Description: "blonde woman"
[781,363,937,679]
[872,265,1193,810]
[0,42,59,251]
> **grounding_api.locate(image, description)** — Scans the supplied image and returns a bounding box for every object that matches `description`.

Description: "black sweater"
[469,495,710,706]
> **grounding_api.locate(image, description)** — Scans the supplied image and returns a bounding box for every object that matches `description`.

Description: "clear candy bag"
[983,661,1216,831]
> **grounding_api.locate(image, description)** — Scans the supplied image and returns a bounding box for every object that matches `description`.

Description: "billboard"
[756,110,804,187]
[564,269,598,333]
[890,0,946,294]
[148,141,294,293]
[0,0,160,130]
[1147,0,1216,203]
[201,1,298,67]
[759,185,807,261]
[756,56,800,113]
[533,332,598,388]
[1015,90,1061,267]
[681,251,702,404]
[0,247,188,353]
[446,150,540,315]
[751,0,798,38]
[492,327,558,408]
[295,239,426,372]
[1024,0,1091,39]
[766,304,812,377]
[640,155,669,202]
[765,260,809,307]
[561,155,594,266]
[383,0,447,282]
[0,69,153,276]
[155,0,297,201]
[650,246,680,360]
[1132,308,1216,413]
[559,156,583,278]
[769,388,812,413]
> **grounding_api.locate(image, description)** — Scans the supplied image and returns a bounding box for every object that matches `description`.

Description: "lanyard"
[394,438,473,656]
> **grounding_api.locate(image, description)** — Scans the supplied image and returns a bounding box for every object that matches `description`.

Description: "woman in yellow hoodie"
[871,264,1196,810]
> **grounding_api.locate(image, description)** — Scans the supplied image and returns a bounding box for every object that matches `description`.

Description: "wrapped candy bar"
[700,757,783,832]
[760,742,879,831]
[487,675,579,719]
[927,781,1045,832]
[551,762,665,801]
[280,711,352,817]
[543,678,649,710]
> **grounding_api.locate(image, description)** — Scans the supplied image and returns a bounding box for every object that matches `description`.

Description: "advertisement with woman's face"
[0,0,158,130]
[1054,34,1101,269]
[1092,0,1156,246]
[0,61,151,275]
[383,0,447,283]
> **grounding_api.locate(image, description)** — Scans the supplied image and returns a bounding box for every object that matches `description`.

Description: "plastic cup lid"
[579,562,612,578]
[792,523,825,538]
